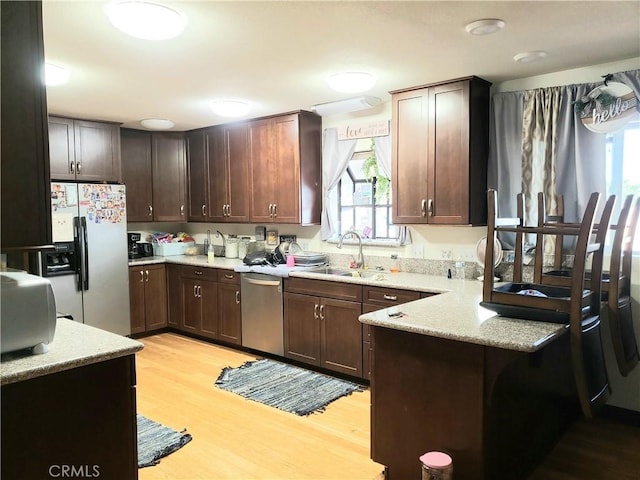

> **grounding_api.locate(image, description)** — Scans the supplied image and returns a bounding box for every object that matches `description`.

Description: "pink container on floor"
[420,451,453,480]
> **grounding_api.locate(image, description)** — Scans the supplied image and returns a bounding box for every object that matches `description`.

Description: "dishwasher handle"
[243,277,281,287]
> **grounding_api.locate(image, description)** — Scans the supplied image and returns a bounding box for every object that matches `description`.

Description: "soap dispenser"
[207,243,215,264]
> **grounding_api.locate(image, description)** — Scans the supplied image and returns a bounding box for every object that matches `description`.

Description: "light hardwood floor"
[135,333,384,480]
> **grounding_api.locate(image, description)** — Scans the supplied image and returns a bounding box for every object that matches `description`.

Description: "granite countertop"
[1,319,144,386]
[128,256,567,353]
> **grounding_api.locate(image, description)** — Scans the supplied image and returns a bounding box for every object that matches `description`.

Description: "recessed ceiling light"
[513,51,548,63]
[327,72,376,93]
[211,100,251,118]
[45,63,70,86]
[105,1,186,40]
[465,19,505,35]
[140,118,175,130]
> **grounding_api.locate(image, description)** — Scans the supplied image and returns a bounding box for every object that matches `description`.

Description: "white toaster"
[1,271,57,355]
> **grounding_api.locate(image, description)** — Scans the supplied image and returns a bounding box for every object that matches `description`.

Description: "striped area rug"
[137,414,192,468]
[215,358,363,416]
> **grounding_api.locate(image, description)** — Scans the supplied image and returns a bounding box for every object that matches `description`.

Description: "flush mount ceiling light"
[311,96,382,116]
[140,118,175,130]
[514,51,548,63]
[45,63,70,86]
[105,1,186,40]
[465,18,505,35]
[327,72,376,93]
[210,100,251,118]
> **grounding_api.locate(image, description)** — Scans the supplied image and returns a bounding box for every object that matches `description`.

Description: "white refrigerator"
[49,182,131,336]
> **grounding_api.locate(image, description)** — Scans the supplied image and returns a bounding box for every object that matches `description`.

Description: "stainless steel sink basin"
[307,266,385,279]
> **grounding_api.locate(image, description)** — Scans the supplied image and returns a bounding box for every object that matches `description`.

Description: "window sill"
[326,238,401,248]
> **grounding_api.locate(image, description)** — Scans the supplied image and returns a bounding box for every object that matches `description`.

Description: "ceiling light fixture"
[327,72,376,93]
[45,63,70,86]
[105,1,187,40]
[311,96,382,116]
[210,100,251,118]
[464,18,505,35]
[140,118,175,130]
[513,51,548,63]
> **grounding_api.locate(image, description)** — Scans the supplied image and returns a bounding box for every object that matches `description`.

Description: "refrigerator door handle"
[73,216,83,292]
[81,216,89,291]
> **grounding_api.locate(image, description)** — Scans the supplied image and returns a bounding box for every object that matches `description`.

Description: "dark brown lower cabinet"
[129,264,167,334]
[2,356,138,480]
[217,270,242,345]
[284,291,362,377]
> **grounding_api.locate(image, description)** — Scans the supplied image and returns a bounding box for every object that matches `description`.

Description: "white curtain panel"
[320,128,356,240]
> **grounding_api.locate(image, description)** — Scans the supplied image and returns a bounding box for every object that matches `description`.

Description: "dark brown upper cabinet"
[1,1,52,250]
[49,116,121,183]
[121,128,153,222]
[391,76,490,225]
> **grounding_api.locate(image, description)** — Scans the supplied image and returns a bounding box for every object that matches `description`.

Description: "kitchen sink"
[307,266,385,279]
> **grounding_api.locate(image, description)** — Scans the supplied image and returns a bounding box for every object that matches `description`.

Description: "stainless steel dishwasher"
[240,273,284,356]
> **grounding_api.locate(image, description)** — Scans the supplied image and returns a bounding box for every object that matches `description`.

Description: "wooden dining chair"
[483,189,610,418]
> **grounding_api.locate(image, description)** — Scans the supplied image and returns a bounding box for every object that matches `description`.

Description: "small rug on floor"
[215,358,363,416]
[137,414,192,468]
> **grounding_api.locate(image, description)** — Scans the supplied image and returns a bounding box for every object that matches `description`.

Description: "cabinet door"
[206,126,227,222]
[186,129,208,222]
[74,120,121,182]
[321,298,363,377]
[248,118,275,222]
[48,116,76,180]
[121,129,153,222]
[392,88,430,224]
[225,123,251,222]
[152,133,186,221]
[166,264,182,328]
[128,267,146,335]
[284,292,321,366]
[200,280,219,339]
[181,277,201,333]
[144,265,168,331]
[427,80,470,224]
[218,282,241,345]
[271,115,300,223]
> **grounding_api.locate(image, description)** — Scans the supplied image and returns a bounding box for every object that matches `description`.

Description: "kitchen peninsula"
[1,319,143,480]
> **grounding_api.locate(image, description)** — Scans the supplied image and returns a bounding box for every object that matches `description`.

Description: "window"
[336,148,397,241]
[605,119,640,249]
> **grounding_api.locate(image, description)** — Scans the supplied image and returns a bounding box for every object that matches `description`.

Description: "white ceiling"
[42,1,640,131]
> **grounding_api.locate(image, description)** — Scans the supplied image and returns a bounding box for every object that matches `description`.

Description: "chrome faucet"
[337,230,364,269]
[216,230,226,256]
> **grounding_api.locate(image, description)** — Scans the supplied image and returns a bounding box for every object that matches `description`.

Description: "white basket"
[152,241,195,256]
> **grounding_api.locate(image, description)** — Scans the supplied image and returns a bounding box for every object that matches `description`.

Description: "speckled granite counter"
[127,255,566,353]
[1,318,143,386]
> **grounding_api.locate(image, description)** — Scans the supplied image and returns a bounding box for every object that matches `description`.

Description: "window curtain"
[488,69,640,251]
[320,128,356,240]
[373,135,411,245]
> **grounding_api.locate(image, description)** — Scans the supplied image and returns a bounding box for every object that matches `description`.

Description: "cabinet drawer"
[285,277,362,302]
[363,286,420,307]
[217,269,240,284]
[180,265,218,281]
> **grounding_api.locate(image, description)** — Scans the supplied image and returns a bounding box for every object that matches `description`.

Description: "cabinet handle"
[194,270,203,276]
[70,161,75,174]
[148,205,153,216]
[225,273,234,279]
[180,204,185,216]
[428,199,434,217]
[202,204,206,216]
[145,270,149,282]
[319,304,325,320]
[76,162,82,174]
[227,204,231,217]
[193,285,198,298]
[235,291,240,304]
[139,270,144,283]
[198,285,202,298]
[421,199,427,217]
[268,204,273,216]
[313,303,319,320]
[273,203,277,218]
[383,294,398,301]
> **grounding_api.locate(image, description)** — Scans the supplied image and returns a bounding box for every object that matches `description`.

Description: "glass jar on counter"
[238,236,251,259]
[225,235,239,259]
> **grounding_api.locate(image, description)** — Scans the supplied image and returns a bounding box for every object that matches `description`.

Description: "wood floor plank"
[135,333,383,480]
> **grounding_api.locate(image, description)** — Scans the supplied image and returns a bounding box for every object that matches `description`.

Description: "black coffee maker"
[128,232,142,259]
